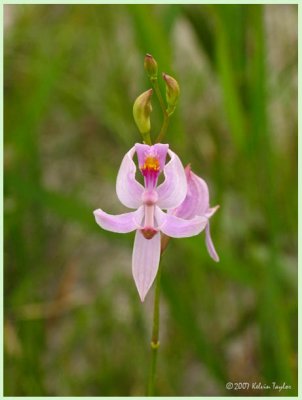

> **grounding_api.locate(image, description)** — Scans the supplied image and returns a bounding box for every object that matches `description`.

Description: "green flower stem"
[151,77,166,115]
[142,131,152,145]
[156,115,170,144]
[146,75,172,395]
[150,77,170,143]
[147,260,162,396]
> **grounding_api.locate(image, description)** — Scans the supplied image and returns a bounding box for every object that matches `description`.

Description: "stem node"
[151,341,160,349]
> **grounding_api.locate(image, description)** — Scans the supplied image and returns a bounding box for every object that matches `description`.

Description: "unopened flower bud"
[163,73,180,114]
[144,54,158,79]
[133,89,153,134]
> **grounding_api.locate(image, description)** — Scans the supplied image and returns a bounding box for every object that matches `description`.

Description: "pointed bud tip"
[162,72,173,82]
[144,54,158,79]
[162,72,180,89]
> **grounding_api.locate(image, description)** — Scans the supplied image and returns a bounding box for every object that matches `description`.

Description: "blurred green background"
[4,4,297,396]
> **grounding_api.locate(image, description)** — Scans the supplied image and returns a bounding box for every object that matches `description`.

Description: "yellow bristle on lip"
[141,156,160,172]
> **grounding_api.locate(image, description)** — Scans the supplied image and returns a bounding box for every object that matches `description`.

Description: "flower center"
[140,155,160,190]
[140,156,160,175]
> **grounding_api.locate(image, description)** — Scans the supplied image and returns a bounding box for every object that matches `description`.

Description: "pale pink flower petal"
[155,207,207,238]
[135,143,150,167]
[205,223,219,262]
[152,143,169,170]
[132,230,161,302]
[93,206,144,233]
[116,146,144,209]
[171,165,219,261]
[170,165,208,218]
[190,169,210,215]
[156,149,187,209]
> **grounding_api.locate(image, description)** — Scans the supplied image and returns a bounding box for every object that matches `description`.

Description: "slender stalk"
[142,132,152,145]
[146,74,172,396]
[150,77,170,143]
[156,115,170,143]
[151,77,166,115]
[147,260,162,396]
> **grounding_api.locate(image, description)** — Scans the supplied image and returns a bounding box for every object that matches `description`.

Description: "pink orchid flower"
[93,144,208,301]
[170,165,219,262]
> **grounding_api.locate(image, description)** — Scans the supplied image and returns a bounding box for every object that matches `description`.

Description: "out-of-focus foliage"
[4,4,297,396]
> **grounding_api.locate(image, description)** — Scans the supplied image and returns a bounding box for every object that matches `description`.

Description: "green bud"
[163,73,180,115]
[133,89,153,135]
[144,54,158,79]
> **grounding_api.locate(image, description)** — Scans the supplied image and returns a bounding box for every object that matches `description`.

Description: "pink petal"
[116,146,144,209]
[179,165,210,216]
[135,143,150,167]
[190,170,210,215]
[135,143,169,171]
[93,206,144,233]
[155,207,208,238]
[152,144,169,170]
[171,166,219,219]
[132,230,161,302]
[156,149,187,209]
[205,223,219,262]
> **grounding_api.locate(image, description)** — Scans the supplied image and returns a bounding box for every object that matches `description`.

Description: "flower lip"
[135,143,169,173]
[136,144,169,191]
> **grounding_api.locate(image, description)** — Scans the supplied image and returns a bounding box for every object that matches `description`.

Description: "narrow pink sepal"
[155,207,207,238]
[116,146,144,209]
[93,206,144,233]
[205,205,220,219]
[156,149,187,209]
[132,230,161,302]
[205,223,219,262]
